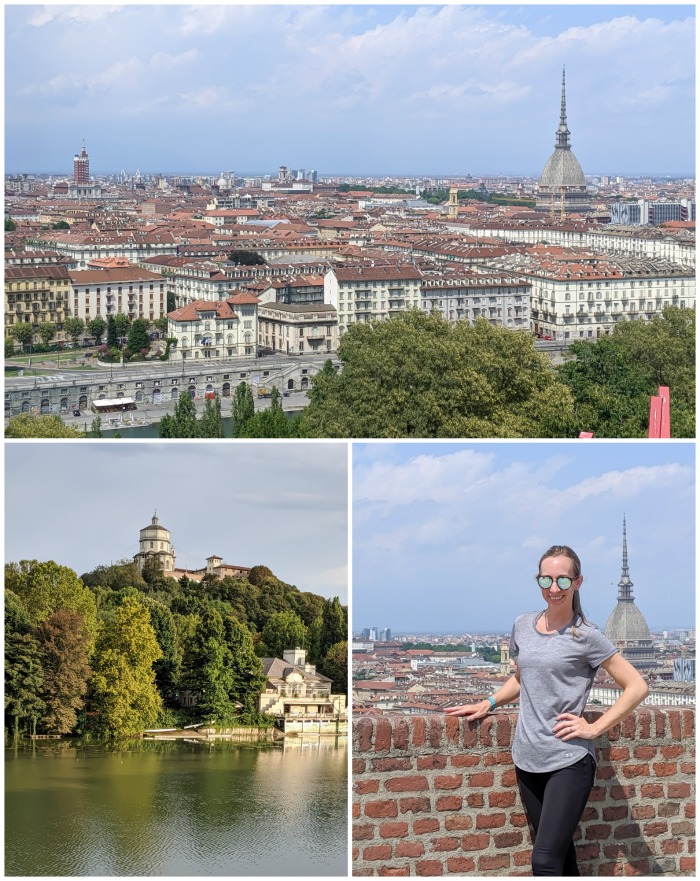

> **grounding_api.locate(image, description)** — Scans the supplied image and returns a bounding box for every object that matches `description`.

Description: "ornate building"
[604,517,657,668]
[536,68,592,216]
[134,513,176,573]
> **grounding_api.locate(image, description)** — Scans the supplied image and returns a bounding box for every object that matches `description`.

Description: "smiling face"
[538,553,582,615]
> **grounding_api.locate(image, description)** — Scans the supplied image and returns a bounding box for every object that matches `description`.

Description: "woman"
[445,545,649,877]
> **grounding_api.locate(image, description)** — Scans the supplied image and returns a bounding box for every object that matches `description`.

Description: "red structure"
[648,386,671,438]
[74,142,90,183]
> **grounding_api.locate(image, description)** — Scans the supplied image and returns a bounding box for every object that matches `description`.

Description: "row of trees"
[7,314,169,356]
[5,558,348,739]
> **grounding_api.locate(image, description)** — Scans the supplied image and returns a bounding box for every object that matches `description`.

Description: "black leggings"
[515,754,595,876]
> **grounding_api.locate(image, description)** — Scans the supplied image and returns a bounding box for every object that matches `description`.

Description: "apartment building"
[258,302,337,355]
[324,264,424,334]
[421,272,532,328]
[167,291,259,360]
[5,263,71,343]
[69,267,168,323]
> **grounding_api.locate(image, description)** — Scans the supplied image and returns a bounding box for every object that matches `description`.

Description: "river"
[5,737,348,876]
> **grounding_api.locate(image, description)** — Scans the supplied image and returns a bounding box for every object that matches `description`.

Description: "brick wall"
[352,709,695,876]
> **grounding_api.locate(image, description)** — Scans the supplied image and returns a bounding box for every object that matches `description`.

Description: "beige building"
[324,264,424,335]
[69,267,168,324]
[168,291,260,360]
[134,514,176,574]
[5,262,71,345]
[258,302,337,355]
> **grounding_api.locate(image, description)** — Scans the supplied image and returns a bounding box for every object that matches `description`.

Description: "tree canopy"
[5,414,86,439]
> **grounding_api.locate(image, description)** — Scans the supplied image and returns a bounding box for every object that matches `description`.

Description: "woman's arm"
[553,652,649,741]
[445,669,521,719]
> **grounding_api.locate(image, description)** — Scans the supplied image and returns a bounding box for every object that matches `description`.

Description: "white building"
[69,267,168,324]
[258,302,338,355]
[168,291,260,361]
[324,264,423,335]
[421,272,532,329]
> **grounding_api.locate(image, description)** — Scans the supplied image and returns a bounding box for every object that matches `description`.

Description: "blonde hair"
[539,545,586,637]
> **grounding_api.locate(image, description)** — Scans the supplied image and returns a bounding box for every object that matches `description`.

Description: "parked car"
[72,409,81,416]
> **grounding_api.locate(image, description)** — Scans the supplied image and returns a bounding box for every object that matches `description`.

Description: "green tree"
[10,322,35,353]
[88,316,107,344]
[227,249,266,266]
[5,414,86,438]
[52,220,71,230]
[317,640,348,695]
[89,596,163,737]
[231,382,255,437]
[113,313,131,341]
[5,336,16,358]
[239,407,296,438]
[248,565,274,587]
[223,617,266,717]
[154,317,169,336]
[160,391,199,438]
[141,555,165,586]
[107,315,119,348]
[38,322,56,347]
[142,598,179,699]
[64,317,85,346]
[299,312,575,438]
[127,318,150,353]
[318,597,347,660]
[260,610,308,659]
[167,291,176,312]
[5,217,17,232]
[87,416,104,439]
[199,394,224,438]
[36,609,92,734]
[180,608,234,721]
[5,631,45,738]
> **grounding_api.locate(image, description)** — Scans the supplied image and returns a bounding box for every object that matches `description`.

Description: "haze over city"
[5,4,695,176]
[352,442,695,634]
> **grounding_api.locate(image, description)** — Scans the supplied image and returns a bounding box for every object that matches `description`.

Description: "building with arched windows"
[134,513,176,573]
[167,291,259,360]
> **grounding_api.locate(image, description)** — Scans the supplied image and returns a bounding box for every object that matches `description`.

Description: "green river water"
[5,737,348,876]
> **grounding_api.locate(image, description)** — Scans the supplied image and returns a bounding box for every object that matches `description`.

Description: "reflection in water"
[5,738,348,876]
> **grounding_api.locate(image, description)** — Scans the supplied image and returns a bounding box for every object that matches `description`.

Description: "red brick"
[462,720,478,749]
[353,758,366,774]
[356,717,374,752]
[478,854,511,870]
[436,796,462,812]
[651,709,666,739]
[629,805,654,820]
[640,783,664,798]
[623,859,650,875]
[385,776,429,792]
[603,843,628,859]
[668,782,691,798]
[375,717,392,752]
[431,836,460,852]
[501,768,517,787]
[412,717,426,748]
[671,820,695,836]
[596,765,615,780]
[444,715,460,745]
[366,799,399,818]
[354,824,375,841]
[680,761,695,775]
[461,833,490,851]
[396,840,425,858]
[661,838,683,855]
[681,709,694,739]
[659,802,680,817]
[478,715,495,747]
[466,793,483,808]
[585,824,612,840]
[435,774,463,790]
[417,755,447,771]
[494,830,523,848]
[632,746,656,760]
[484,750,513,766]
[680,857,696,872]
[637,710,652,740]
[451,753,481,768]
[353,803,360,819]
[355,780,380,794]
[576,843,600,861]
[581,806,599,821]
[610,784,636,800]
[497,714,512,747]
[596,862,622,875]
[684,802,695,819]
[394,716,409,751]
[642,821,668,837]
[488,790,516,808]
[660,744,684,759]
[353,861,369,873]
[589,785,607,802]
[416,860,443,876]
[604,805,630,821]
[446,857,475,873]
[513,848,533,867]
[476,812,506,829]
[620,714,636,738]
[372,758,413,772]
[378,867,410,877]
[445,815,472,831]
[606,746,631,761]
[364,844,392,860]
[468,771,494,787]
[413,818,440,834]
[510,811,529,827]
[630,841,653,858]
[614,823,642,840]
[621,763,649,778]
[669,711,682,740]
[379,822,409,839]
[652,762,677,777]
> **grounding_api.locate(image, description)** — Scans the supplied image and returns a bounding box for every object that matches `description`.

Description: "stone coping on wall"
[352,708,695,877]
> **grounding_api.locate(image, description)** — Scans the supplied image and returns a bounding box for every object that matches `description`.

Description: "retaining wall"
[352,709,695,876]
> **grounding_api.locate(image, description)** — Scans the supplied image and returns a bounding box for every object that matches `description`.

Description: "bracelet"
[486,696,497,712]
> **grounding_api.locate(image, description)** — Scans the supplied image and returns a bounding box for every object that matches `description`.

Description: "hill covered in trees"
[5,558,347,739]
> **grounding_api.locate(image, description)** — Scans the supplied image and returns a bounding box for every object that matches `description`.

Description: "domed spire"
[617,514,634,601]
[556,66,571,150]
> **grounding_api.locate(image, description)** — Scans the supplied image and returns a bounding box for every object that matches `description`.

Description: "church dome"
[604,600,652,643]
[539,148,586,189]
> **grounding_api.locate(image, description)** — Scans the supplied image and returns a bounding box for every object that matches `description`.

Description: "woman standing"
[445,545,649,876]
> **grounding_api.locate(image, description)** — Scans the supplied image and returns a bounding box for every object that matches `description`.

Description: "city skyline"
[5,442,349,602]
[353,443,695,633]
[5,4,695,176]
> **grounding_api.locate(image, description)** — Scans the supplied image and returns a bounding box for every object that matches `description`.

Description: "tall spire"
[555,65,571,150]
[617,514,634,601]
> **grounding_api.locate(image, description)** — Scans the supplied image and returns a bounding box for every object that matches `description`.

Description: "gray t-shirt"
[509,611,618,773]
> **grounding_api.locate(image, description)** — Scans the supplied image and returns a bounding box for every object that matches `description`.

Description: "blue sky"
[5,5,695,176]
[352,442,695,633]
[5,442,349,603]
